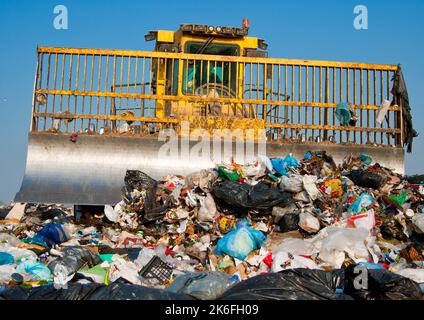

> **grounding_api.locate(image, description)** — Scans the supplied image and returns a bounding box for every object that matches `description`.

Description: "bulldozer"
[15,20,413,206]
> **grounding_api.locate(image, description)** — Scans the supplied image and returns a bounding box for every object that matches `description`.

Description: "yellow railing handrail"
[32,111,401,134]
[36,46,398,71]
[34,89,400,111]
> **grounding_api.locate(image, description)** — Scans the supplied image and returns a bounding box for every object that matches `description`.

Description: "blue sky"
[0,0,423,202]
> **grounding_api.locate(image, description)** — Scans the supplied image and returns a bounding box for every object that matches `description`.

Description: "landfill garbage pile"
[1,150,424,300]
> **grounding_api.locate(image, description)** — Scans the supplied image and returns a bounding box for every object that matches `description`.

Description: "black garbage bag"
[277,213,300,233]
[28,205,69,222]
[218,269,352,300]
[347,170,386,189]
[0,283,193,300]
[125,170,157,194]
[124,170,172,221]
[212,180,293,212]
[344,264,423,300]
[392,65,417,153]
[48,246,102,276]
[125,170,158,214]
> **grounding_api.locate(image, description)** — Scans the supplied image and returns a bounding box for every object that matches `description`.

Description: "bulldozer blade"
[15,132,217,205]
[15,132,404,206]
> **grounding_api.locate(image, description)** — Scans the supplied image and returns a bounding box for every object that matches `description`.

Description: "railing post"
[324,67,329,140]
[31,50,41,132]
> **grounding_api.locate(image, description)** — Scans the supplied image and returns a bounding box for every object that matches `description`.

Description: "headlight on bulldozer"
[221,27,235,35]
[194,24,207,32]
[180,24,193,32]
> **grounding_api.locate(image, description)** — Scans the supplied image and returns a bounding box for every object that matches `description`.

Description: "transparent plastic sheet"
[48,247,102,277]
[166,271,235,300]
[16,260,52,281]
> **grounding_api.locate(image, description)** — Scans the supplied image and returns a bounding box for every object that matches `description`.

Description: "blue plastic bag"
[284,154,299,169]
[26,224,68,248]
[349,194,375,214]
[0,252,14,265]
[271,158,288,176]
[271,154,299,177]
[335,103,352,126]
[16,260,52,281]
[357,262,385,270]
[216,219,266,260]
[304,151,313,160]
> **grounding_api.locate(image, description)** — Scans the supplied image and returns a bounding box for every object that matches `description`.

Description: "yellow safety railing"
[31,46,402,146]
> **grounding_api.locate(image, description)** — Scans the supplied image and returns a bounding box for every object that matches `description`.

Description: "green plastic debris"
[388,190,412,206]
[217,166,241,181]
[78,264,109,284]
[267,172,280,182]
[99,254,115,262]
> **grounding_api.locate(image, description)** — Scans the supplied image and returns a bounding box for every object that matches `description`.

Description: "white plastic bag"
[319,227,372,268]
[257,155,274,173]
[104,205,119,223]
[293,191,311,203]
[412,213,424,233]
[298,211,320,233]
[242,161,264,177]
[376,99,391,125]
[108,257,141,285]
[0,265,16,284]
[394,268,424,284]
[279,175,304,193]
[273,237,318,257]
[347,209,376,235]
[0,246,38,263]
[303,175,320,201]
[271,251,319,272]
[272,204,298,223]
[185,169,217,192]
[198,193,217,223]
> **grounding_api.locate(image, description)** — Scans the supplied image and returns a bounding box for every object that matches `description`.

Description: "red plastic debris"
[70,132,78,143]
[263,253,273,268]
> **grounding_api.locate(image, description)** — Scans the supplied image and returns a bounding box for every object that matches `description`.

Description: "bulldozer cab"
[147,22,267,118]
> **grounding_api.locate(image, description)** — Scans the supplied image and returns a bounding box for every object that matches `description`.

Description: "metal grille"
[31,46,402,147]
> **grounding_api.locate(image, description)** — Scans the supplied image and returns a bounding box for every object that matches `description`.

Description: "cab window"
[182,41,239,97]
